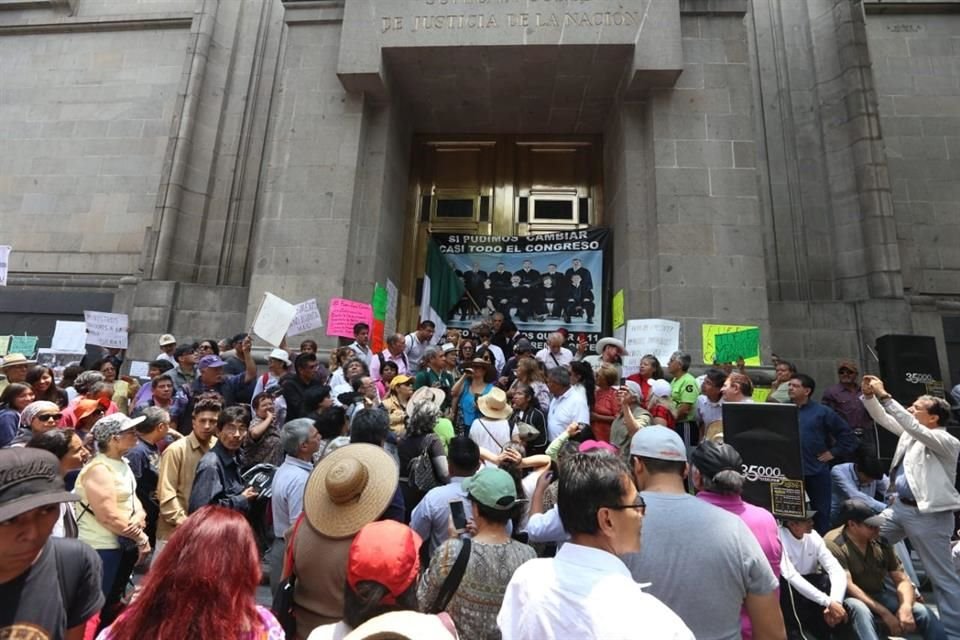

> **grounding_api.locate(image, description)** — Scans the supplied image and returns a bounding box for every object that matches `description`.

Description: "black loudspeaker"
[875,334,945,460]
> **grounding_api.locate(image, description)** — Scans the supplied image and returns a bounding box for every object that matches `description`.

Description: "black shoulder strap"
[52,541,71,615]
[429,538,472,614]
[377,351,386,371]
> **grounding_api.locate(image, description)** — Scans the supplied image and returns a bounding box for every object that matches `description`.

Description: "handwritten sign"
[621,319,680,376]
[0,336,8,357]
[8,336,38,358]
[385,280,399,337]
[612,290,625,330]
[128,361,151,379]
[702,324,761,366]
[752,387,771,403]
[326,298,373,339]
[253,292,298,347]
[0,245,10,287]
[84,311,129,349]
[288,298,324,337]
[51,321,87,353]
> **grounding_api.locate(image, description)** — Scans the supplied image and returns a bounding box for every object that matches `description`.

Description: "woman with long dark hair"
[568,360,596,408]
[27,364,68,408]
[0,382,36,447]
[96,506,284,640]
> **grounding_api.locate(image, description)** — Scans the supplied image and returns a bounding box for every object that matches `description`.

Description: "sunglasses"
[37,413,63,422]
[604,494,646,514]
[838,368,855,374]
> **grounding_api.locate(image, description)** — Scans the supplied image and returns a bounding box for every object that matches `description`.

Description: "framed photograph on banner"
[721,403,807,519]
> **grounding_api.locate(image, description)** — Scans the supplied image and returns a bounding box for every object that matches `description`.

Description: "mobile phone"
[619,377,626,386]
[577,332,587,343]
[449,500,467,532]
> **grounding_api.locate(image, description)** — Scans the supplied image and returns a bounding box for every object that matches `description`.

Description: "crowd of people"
[2,314,959,640]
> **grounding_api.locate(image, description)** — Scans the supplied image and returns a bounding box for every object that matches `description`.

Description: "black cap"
[514,338,535,354]
[0,448,77,522]
[690,440,743,480]
[837,499,885,527]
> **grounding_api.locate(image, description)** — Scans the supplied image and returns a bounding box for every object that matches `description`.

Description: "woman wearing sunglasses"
[7,400,63,446]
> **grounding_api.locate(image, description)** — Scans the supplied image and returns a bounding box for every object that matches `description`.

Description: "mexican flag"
[420,238,464,337]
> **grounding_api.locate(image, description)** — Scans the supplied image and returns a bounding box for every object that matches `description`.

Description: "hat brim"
[406,388,445,417]
[120,415,146,432]
[1,360,36,368]
[0,490,78,523]
[596,338,628,355]
[476,396,513,420]
[862,514,885,528]
[302,444,398,539]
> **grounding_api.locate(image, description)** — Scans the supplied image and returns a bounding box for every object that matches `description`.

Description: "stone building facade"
[0,0,958,390]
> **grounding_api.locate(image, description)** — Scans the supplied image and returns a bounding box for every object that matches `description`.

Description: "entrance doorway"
[399,135,604,330]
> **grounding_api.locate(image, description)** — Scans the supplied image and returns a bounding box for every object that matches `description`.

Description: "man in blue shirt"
[788,373,859,534]
[267,417,320,592]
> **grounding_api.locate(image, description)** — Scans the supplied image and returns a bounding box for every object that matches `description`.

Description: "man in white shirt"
[778,512,848,639]
[545,367,590,442]
[157,334,177,364]
[404,321,436,375]
[498,451,693,640]
[696,368,726,441]
[535,332,574,370]
[347,322,372,366]
[410,437,480,557]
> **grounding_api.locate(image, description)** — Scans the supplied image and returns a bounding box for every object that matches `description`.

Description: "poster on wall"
[432,229,609,350]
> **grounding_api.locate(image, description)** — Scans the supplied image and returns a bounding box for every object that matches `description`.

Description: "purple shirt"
[821,383,873,432]
[697,491,781,640]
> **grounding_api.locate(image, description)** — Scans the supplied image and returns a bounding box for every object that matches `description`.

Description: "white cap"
[650,379,672,398]
[158,334,177,346]
[268,349,291,367]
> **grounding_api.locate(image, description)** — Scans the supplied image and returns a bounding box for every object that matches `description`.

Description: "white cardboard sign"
[83,311,129,350]
[288,298,324,337]
[621,319,681,377]
[253,292,298,347]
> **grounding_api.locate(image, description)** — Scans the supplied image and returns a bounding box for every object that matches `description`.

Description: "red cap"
[347,521,422,604]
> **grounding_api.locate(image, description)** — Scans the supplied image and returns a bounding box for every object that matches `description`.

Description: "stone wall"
[0,7,189,280]
[865,11,960,297]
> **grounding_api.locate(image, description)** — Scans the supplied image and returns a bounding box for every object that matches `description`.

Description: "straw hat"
[1,353,36,368]
[466,356,494,371]
[596,337,628,355]
[303,444,398,539]
[406,386,445,418]
[344,610,458,640]
[477,387,512,420]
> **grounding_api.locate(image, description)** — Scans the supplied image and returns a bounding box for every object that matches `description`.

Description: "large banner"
[433,229,610,350]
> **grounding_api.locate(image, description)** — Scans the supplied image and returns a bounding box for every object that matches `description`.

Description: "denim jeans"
[804,471,833,535]
[844,590,946,640]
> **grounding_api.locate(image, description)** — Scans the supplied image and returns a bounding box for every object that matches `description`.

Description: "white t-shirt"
[535,347,573,370]
[778,526,847,608]
[469,417,512,467]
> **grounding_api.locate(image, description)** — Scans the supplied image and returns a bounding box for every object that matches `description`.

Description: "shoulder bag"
[271,513,305,639]
[408,434,442,493]
[427,538,472,614]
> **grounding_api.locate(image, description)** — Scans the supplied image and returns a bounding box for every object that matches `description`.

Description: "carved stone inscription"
[381,0,642,34]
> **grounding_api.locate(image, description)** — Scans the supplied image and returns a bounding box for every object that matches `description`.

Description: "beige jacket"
[862,395,960,513]
[156,432,216,540]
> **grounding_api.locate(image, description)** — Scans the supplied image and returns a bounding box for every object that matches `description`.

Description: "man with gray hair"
[535,332,574,369]
[545,367,590,442]
[691,440,783,638]
[268,417,320,592]
[413,346,454,411]
[126,406,178,548]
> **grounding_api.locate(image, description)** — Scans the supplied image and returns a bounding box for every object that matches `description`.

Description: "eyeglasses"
[37,413,63,422]
[220,425,248,436]
[604,494,646,514]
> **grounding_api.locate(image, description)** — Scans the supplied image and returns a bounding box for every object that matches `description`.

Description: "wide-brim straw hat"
[477,387,512,420]
[303,443,398,539]
[596,337,628,355]
[1,353,36,368]
[466,357,494,372]
[406,386,445,418]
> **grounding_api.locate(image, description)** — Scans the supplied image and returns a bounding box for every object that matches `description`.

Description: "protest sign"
[51,320,88,353]
[84,311,129,349]
[36,349,86,378]
[612,290,625,330]
[385,280,399,337]
[0,336,8,357]
[326,298,373,339]
[9,336,39,358]
[128,361,151,379]
[371,284,388,353]
[722,403,806,518]
[288,298,324,337]
[702,324,761,366]
[620,319,680,377]
[0,245,10,287]
[253,293,298,347]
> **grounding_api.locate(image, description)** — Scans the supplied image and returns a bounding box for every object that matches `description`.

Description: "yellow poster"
[752,387,771,403]
[702,324,761,366]
[612,290,625,330]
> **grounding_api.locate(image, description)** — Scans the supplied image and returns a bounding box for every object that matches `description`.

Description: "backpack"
[407,434,441,493]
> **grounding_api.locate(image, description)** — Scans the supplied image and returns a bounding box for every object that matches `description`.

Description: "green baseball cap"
[462,467,519,510]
